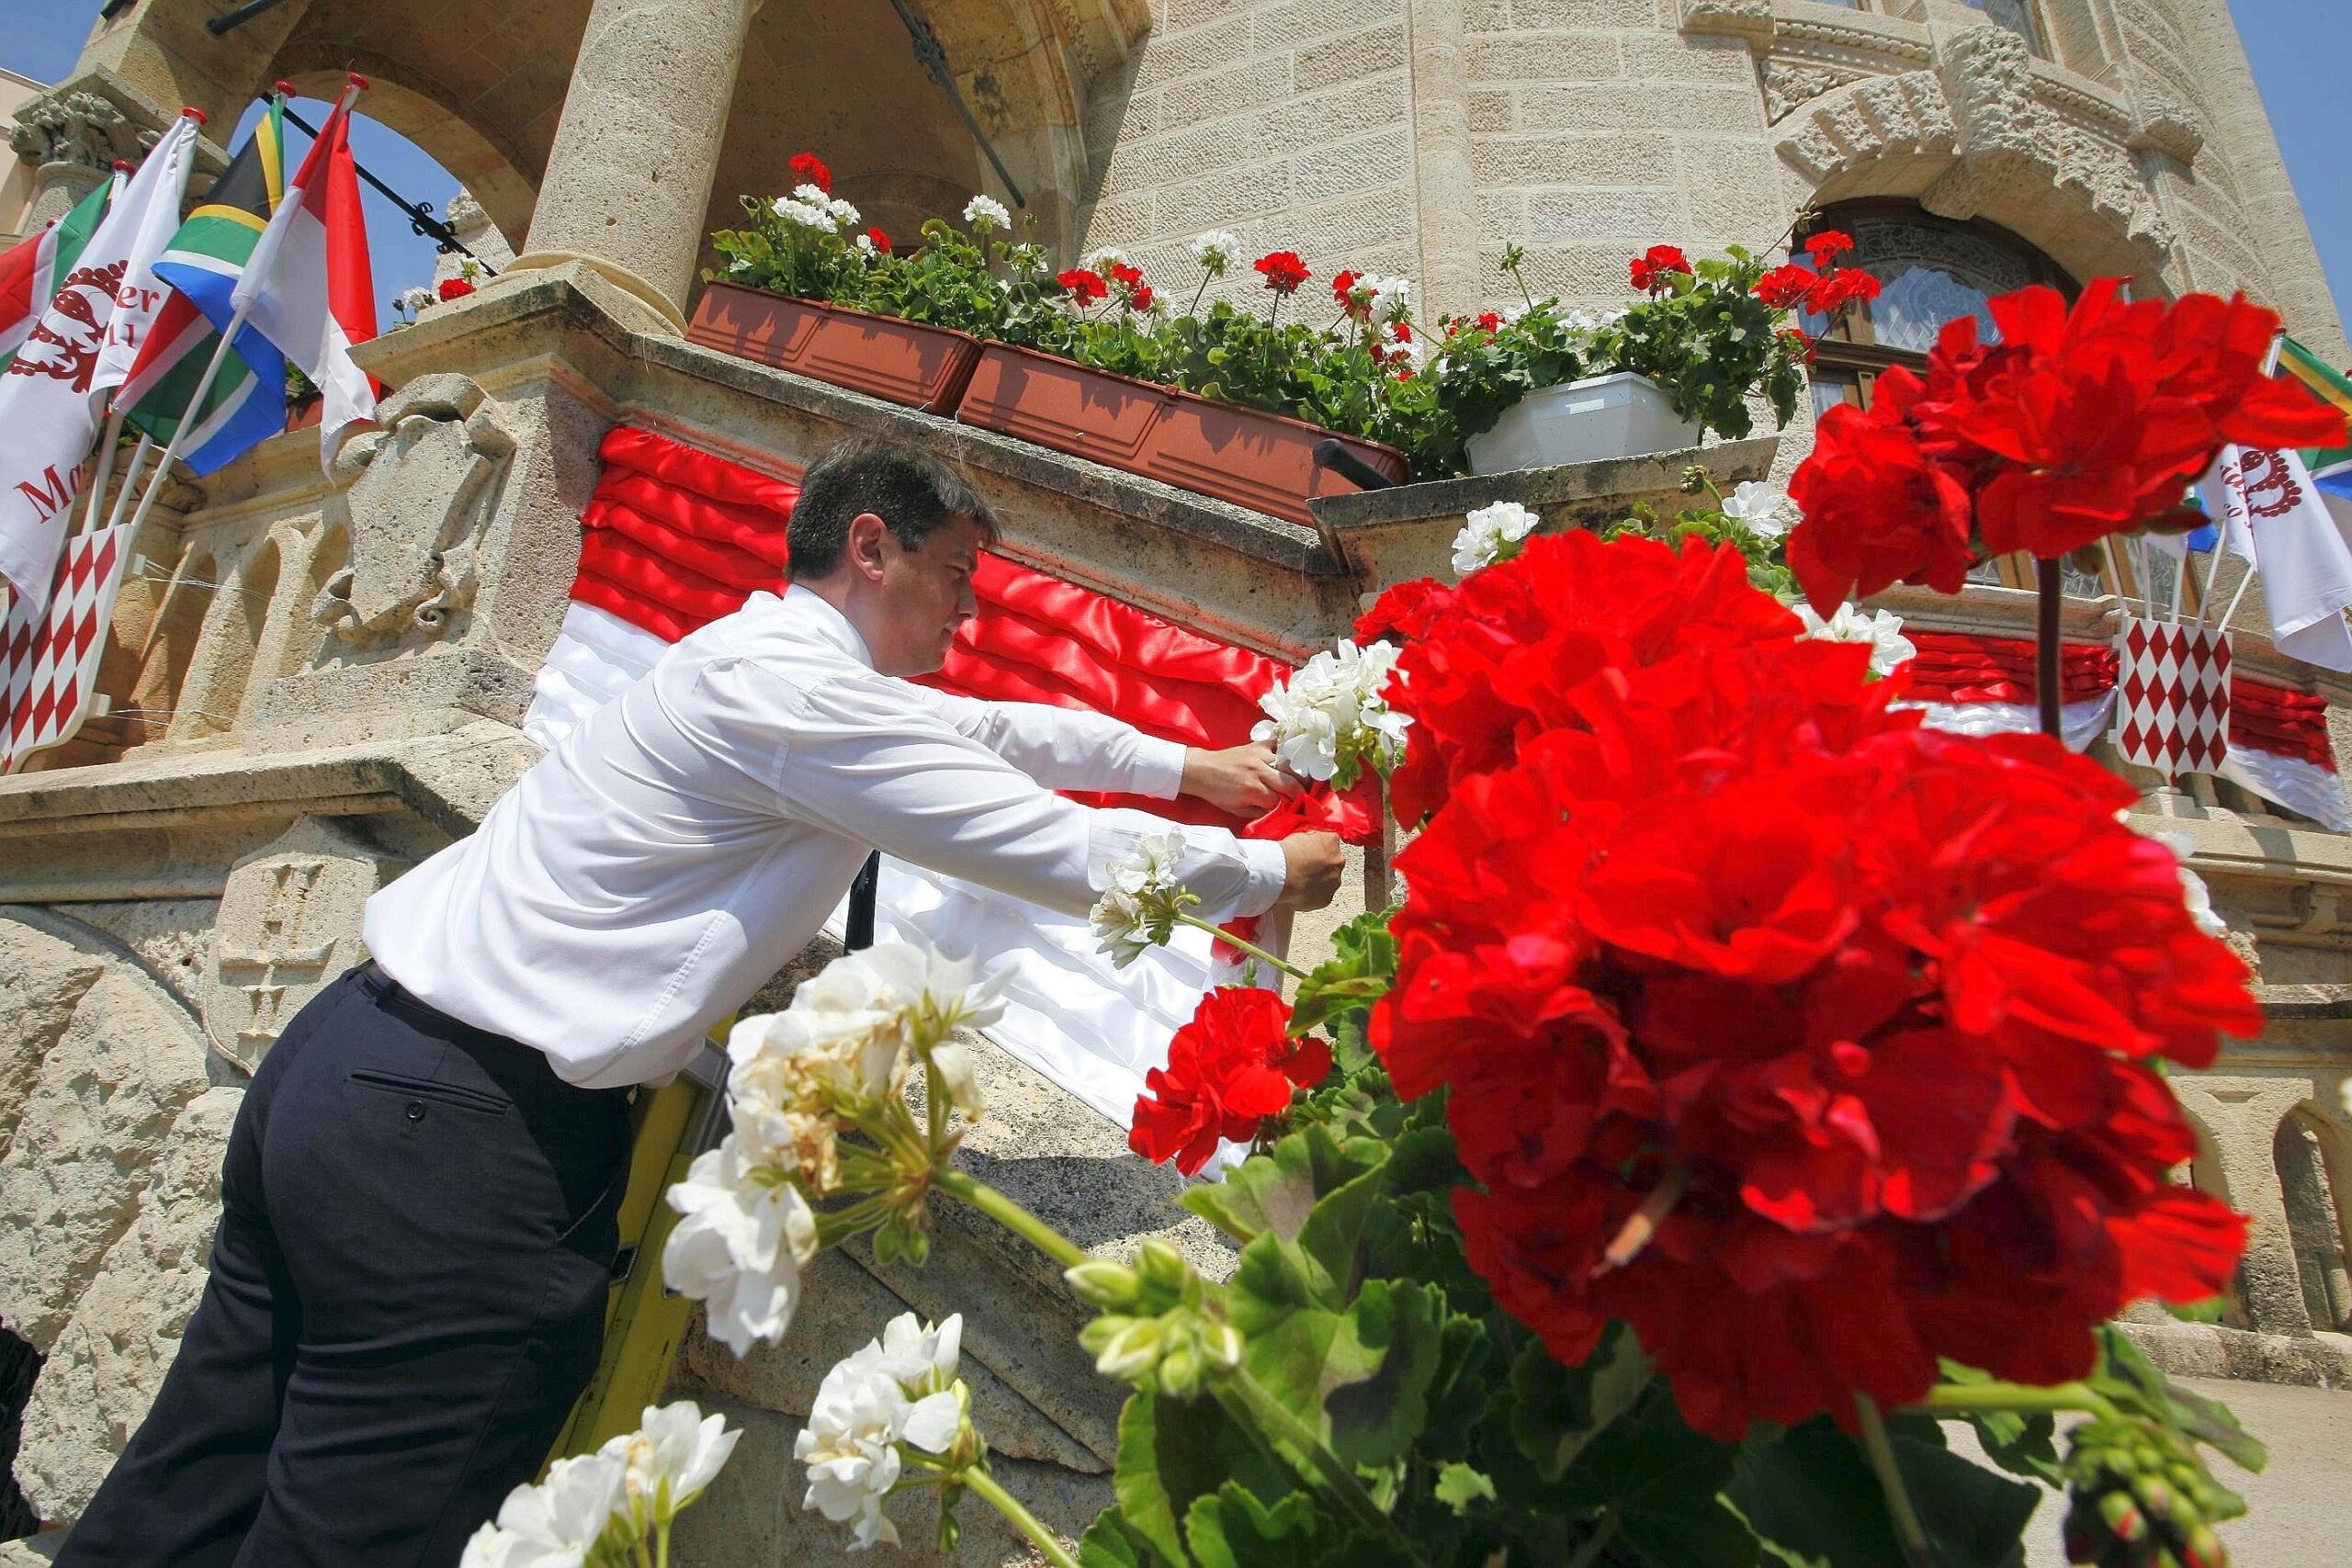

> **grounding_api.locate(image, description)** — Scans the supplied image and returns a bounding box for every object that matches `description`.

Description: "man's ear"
[844,513,892,583]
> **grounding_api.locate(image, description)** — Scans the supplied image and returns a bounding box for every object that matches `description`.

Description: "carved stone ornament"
[2130,88,2206,165]
[8,89,158,172]
[200,816,401,1074]
[1679,0,1774,49]
[1762,59,1868,123]
[314,373,515,648]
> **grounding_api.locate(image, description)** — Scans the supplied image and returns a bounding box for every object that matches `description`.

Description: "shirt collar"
[780,583,876,669]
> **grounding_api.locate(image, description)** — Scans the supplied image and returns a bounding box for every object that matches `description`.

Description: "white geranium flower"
[853,232,877,257]
[962,194,1011,231]
[794,1328,967,1550]
[1794,602,1915,679]
[1190,229,1242,275]
[1252,638,1408,784]
[828,195,862,229]
[1452,500,1540,576]
[1091,829,1190,967]
[460,1450,628,1568]
[599,1401,741,1530]
[773,194,839,231]
[1723,479,1800,538]
[1366,274,1412,324]
[1082,244,1128,275]
[926,1038,984,1121]
[2120,814,2229,940]
[662,1134,819,1356]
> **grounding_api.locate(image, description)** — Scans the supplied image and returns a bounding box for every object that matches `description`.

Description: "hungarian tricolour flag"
[526,426,1362,1126]
[119,94,290,473]
[0,175,115,376]
[231,80,376,466]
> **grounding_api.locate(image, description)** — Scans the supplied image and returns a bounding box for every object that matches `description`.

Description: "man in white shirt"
[67,436,1345,1565]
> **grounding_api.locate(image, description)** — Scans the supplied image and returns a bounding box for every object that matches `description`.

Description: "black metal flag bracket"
[883,0,1026,210]
[273,99,495,273]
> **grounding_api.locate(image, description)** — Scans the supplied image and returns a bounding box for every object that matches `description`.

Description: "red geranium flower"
[1057,267,1107,305]
[1804,230,1855,266]
[1130,987,1332,1176]
[1803,267,1881,318]
[1476,310,1503,333]
[1127,284,1155,312]
[1754,264,1817,310]
[1369,558,2257,1434]
[1331,269,1364,317]
[865,226,892,254]
[1254,250,1311,294]
[789,152,832,194]
[1786,377,1979,609]
[436,276,475,301]
[1630,244,1692,292]
[1354,576,1459,645]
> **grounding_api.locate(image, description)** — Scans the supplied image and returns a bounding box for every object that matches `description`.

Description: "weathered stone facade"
[3,0,2348,1557]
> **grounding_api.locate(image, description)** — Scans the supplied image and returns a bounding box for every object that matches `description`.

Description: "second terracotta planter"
[955,344,1408,527]
[687,282,983,414]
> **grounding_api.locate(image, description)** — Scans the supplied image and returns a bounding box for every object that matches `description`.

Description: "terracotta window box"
[954,343,1408,527]
[285,392,322,432]
[686,282,983,414]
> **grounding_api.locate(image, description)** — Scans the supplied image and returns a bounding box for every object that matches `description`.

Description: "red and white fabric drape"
[1905,630,2346,829]
[523,427,1360,1123]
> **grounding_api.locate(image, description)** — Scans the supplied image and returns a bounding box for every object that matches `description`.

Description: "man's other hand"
[1182,741,1306,816]
[1274,831,1346,911]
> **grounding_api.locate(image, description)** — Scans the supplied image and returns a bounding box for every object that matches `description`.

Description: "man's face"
[867,513,982,675]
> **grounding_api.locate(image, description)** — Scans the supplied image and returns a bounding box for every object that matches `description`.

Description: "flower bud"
[1063,1259,1142,1310]
[2099,1488,2150,1545]
[1082,1315,1163,1382]
[1156,1346,1205,1400]
[1136,1238,1193,1297]
[1203,1319,1244,1373]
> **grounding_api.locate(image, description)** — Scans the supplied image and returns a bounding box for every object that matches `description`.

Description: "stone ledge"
[2119,1319,2352,1392]
[1307,435,1782,589]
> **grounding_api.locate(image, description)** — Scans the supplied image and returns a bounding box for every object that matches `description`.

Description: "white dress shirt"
[365,586,1288,1089]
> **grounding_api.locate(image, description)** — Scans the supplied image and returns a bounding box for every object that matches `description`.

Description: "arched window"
[1797,201,2154,600]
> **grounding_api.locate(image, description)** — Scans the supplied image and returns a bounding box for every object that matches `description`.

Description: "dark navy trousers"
[60,963,631,1566]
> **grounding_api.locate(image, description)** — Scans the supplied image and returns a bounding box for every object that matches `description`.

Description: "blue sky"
[5,1,2346,339]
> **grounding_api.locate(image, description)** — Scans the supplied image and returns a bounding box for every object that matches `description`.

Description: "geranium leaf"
[1111,1387,1287,1567]
[1326,1280,1445,1467]
[1181,1123,1381,1246]
[1936,1362,2062,1485]
[1079,1507,1159,1568]
[1182,1481,1323,1568]
[1560,1382,1756,1565]
[2088,1327,2267,1473]
[1726,1416,2039,1568]
[1433,1461,1497,1515]
[1509,1321,1652,1483]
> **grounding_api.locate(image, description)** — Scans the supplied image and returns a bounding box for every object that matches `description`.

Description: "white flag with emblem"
[0,109,201,614]
[2201,444,2352,672]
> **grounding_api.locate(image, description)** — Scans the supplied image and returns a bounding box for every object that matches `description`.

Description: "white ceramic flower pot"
[1464,372,1703,476]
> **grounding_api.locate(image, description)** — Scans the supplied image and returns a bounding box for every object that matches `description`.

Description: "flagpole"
[104,435,153,533]
[80,409,125,537]
[2216,567,2259,637]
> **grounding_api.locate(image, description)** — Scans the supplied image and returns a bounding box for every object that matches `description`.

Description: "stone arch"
[2278,1100,2352,1334]
[2176,1100,2255,1330]
[270,66,537,252]
[0,905,231,1522]
[1772,36,2175,293]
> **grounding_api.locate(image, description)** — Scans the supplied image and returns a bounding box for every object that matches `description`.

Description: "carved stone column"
[1406,0,1480,321]
[506,0,760,334]
[8,71,226,230]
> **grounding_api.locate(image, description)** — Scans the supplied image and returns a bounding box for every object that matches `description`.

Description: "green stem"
[655,1521,671,1568]
[934,1169,1089,1270]
[1189,273,1210,317]
[1227,1366,1419,1562]
[1564,1512,1619,1568]
[1854,1393,1939,1568]
[1175,912,1308,980]
[962,1465,1080,1568]
[1910,1382,2111,1420]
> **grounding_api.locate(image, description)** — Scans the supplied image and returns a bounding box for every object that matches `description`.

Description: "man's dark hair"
[786,435,1000,579]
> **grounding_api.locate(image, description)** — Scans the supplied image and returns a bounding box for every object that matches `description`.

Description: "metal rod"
[205,0,291,36]
[277,101,495,270]
[81,409,125,537]
[883,0,1026,209]
[845,851,881,951]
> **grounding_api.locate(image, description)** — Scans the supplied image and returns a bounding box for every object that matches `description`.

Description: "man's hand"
[1182,741,1306,817]
[1273,831,1346,911]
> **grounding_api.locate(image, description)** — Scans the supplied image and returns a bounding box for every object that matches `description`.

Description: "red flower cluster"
[1804,231,1854,267]
[1331,269,1366,319]
[436,276,475,302]
[1788,281,2349,611]
[1057,267,1108,305]
[1107,260,1153,312]
[865,226,893,254]
[789,152,831,194]
[1750,233,1881,320]
[1630,244,1692,293]
[1369,533,2258,1438]
[1255,250,1311,295]
[1131,987,1332,1176]
[1754,264,1817,310]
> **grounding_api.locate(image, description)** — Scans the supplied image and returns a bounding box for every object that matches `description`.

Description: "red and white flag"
[232,78,377,466]
[525,427,1362,1124]
[0,522,132,773]
[0,111,201,611]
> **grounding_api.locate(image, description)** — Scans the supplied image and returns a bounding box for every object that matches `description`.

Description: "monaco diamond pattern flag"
[2114,615,2232,778]
[0,521,131,772]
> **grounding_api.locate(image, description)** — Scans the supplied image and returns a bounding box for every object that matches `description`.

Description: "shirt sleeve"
[775,672,1283,921]
[896,681,1188,799]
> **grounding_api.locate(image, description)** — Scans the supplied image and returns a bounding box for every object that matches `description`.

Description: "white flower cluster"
[962,193,1012,231]
[2119,812,2230,941]
[796,1312,971,1549]
[1722,479,1800,539]
[1564,305,1626,334]
[1091,829,1191,968]
[1451,500,1541,576]
[775,183,859,233]
[853,231,879,257]
[1251,638,1409,786]
[1793,602,1916,680]
[460,1402,740,1568]
[1189,229,1242,275]
[397,284,435,316]
[663,942,1007,1355]
[1081,244,1127,275]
